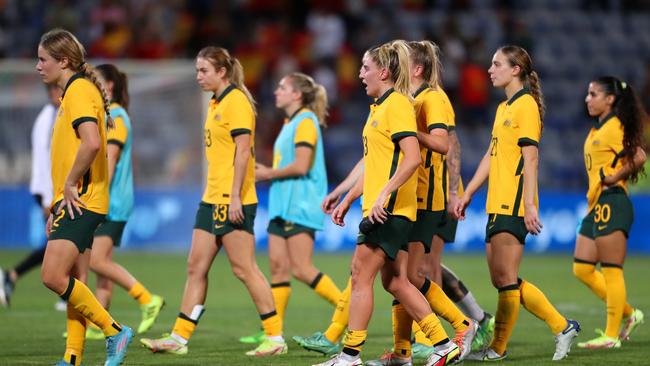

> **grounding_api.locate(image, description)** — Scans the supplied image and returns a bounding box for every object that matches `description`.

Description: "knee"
[186,258,208,280]
[41,268,67,294]
[406,266,423,287]
[231,263,254,283]
[89,254,107,273]
[490,271,517,289]
[270,256,290,278]
[383,275,408,297]
[291,265,314,284]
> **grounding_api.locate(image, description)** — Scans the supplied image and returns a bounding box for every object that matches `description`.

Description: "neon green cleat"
[86,326,104,340]
[620,308,644,341]
[137,295,165,334]
[472,314,495,352]
[140,334,188,355]
[239,330,265,344]
[293,331,340,356]
[577,330,621,349]
[245,338,288,356]
[411,342,435,360]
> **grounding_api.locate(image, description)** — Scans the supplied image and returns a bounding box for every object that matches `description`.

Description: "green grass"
[1,251,649,365]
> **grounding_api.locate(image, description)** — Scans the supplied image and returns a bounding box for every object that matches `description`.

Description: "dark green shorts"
[267,217,315,239]
[438,213,459,243]
[212,203,256,236]
[48,203,105,253]
[579,187,633,239]
[357,215,413,260]
[485,213,528,245]
[408,210,446,252]
[193,201,214,233]
[94,220,127,247]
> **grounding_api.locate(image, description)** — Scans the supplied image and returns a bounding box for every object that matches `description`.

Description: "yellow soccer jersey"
[584,113,627,211]
[107,103,127,146]
[413,85,452,211]
[50,74,109,214]
[202,85,257,205]
[362,88,418,221]
[486,88,541,217]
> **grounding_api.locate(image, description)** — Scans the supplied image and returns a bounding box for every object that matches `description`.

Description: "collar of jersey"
[61,73,85,98]
[374,88,394,106]
[213,84,236,103]
[412,83,429,98]
[595,111,616,130]
[506,87,529,106]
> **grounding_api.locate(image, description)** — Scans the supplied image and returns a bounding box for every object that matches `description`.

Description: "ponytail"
[287,72,329,127]
[80,62,114,128]
[526,70,546,122]
[230,57,257,115]
[408,40,442,88]
[595,76,647,182]
[366,40,412,98]
[499,45,545,125]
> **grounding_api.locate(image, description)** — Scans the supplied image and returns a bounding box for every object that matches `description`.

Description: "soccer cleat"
[104,325,132,366]
[0,269,12,307]
[411,342,435,360]
[619,308,644,341]
[424,341,460,366]
[293,331,340,356]
[465,347,507,361]
[365,351,413,366]
[577,330,621,349]
[87,326,105,340]
[239,330,266,344]
[454,319,479,360]
[553,319,580,360]
[137,294,165,334]
[472,313,495,352]
[245,338,288,356]
[312,353,363,366]
[140,334,188,355]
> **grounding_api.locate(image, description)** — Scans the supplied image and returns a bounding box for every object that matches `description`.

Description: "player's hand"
[255,163,273,182]
[321,191,342,214]
[447,192,460,219]
[45,213,53,238]
[229,196,244,225]
[454,194,472,220]
[369,190,389,224]
[58,180,85,219]
[524,203,543,235]
[331,199,351,227]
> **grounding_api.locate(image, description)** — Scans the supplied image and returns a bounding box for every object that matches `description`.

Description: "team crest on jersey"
[214,114,221,121]
[503,119,512,127]
[592,140,600,146]
[372,120,378,128]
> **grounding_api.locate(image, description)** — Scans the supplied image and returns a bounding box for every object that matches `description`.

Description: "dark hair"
[96,64,129,111]
[498,45,545,121]
[594,76,647,182]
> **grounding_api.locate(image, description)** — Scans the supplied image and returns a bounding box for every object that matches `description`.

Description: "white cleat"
[553,319,580,360]
[312,353,363,366]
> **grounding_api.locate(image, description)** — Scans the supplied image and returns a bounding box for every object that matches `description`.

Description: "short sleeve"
[107,117,128,148]
[69,83,100,129]
[294,118,318,148]
[606,122,625,154]
[388,96,417,141]
[515,97,541,147]
[423,94,449,132]
[227,93,254,137]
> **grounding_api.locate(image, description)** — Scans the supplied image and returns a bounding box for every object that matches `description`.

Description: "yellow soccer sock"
[602,265,626,338]
[271,282,292,321]
[64,303,86,366]
[417,313,449,346]
[519,279,567,334]
[172,313,198,342]
[61,277,121,337]
[342,329,367,356]
[324,277,351,343]
[128,281,152,305]
[422,279,470,332]
[412,322,433,346]
[490,285,520,356]
[261,310,283,337]
[573,260,633,317]
[311,272,343,306]
[392,300,412,358]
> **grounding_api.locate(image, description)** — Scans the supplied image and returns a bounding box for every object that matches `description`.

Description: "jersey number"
[490,137,498,156]
[363,136,368,156]
[213,204,228,223]
[204,129,212,147]
[594,203,611,223]
[585,153,592,171]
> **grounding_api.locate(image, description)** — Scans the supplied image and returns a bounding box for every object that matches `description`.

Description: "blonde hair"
[366,40,412,98]
[197,46,256,115]
[407,40,442,88]
[287,72,329,127]
[498,45,545,121]
[40,29,113,128]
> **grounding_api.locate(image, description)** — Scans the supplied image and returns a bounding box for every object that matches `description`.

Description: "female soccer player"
[316,40,459,366]
[37,28,132,366]
[140,46,286,357]
[366,40,477,366]
[455,45,580,361]
[82,64,164,340]
[574,76,646,349]
[250,72,341,338]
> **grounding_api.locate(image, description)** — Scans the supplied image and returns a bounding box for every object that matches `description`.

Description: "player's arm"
[455,145,490,219]
[256,146,313,180]
[106,144,121,184]
[331,169,364,226]
[321,158,364,214]
[416,127,449,154]
[522,145,542,234]
[61,121,101,218]
[447,129,462,195]
[229,133,251,224]
[602,147,647,186]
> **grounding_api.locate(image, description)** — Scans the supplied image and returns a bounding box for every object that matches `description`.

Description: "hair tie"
[79,61,86,69]
[620,81,627,90]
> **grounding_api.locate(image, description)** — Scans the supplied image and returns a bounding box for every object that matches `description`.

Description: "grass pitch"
[1,251,649,365]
